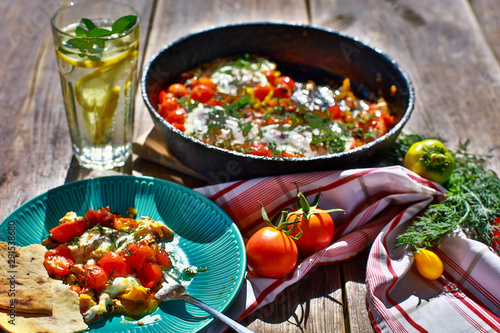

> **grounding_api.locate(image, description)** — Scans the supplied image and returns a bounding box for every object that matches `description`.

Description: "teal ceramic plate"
[0,176,246,333]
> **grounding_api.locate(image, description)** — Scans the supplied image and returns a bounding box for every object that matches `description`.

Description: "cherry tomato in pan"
[247,144,272,157]
[254,83,273,101]
[191,84,215,103]
[167,83,189,98]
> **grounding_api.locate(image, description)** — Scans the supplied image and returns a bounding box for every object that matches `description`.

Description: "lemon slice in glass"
[56,45,136,69]
[74,50,137,144]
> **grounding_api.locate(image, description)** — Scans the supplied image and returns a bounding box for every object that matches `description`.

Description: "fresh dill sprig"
[394,135,500,252]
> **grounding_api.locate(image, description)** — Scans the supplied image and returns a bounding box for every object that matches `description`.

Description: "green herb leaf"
[88,28,112,37]
[111,15,137,34]
[395,137,500,252]
[62,15,137,62]
[81,18,97,32]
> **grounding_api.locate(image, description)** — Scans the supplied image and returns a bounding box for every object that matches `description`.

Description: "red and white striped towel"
[196,166,500,332]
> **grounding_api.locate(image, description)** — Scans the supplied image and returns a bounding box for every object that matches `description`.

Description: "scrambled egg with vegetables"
[41,206,175,323]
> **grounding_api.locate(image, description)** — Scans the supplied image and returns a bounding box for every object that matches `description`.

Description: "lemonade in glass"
[51,1,140,169]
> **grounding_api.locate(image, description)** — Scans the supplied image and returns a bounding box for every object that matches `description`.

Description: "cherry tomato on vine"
[288,210,335,258]
[288,192,342,257]
[246,226,298,279]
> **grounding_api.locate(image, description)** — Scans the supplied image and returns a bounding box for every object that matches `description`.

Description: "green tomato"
[403,139,455,185]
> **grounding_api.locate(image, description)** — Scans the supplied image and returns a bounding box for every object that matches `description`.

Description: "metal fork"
[155,273,254,333]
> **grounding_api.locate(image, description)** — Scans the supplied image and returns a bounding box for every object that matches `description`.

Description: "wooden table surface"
[2,0,500,332]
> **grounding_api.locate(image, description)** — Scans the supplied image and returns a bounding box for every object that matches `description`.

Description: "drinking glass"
[51,0,140,169]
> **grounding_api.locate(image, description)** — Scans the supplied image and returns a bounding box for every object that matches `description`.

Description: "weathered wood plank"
[470,0,500,62]
[0,0,156,220]
[342,250,374,333]
[241,264,346,332]
[309,0,500,174]
[0,0,68,222]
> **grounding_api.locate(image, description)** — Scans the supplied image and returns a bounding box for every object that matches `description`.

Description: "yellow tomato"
[414,249,444,280]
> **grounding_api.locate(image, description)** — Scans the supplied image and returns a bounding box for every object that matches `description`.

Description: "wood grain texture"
[241,264,346,333]
[342,250,374,333]
[0,0,153,216]
[2,0,500,332]
[310,0,500,174]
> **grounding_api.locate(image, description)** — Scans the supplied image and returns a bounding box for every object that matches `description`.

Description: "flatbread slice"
[0,279,88,333]
[0,242,53,314]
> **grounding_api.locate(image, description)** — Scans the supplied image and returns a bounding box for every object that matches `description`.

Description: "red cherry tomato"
[125,243,156,270]
[197,77,217,90]
[82,265,109,292]
[44,255,74,276]
[167,83,189,98]
[44,245,75,276]
[328,104,342,120]
[248,144,272,157]
[136,262,163,288]
[85,206,114,227]
[273,84,292,98]
[99,251,133,278]
[254,83,273,101]
[288,209,335,257]
[264,70,276,86]
[49,218,87,243]
[246,226,298,279]
[113,216,138,232]
[155,247,172,268]
[277,76,295,91]
[158,96,180,117]
[191,84,215,103]
[70,284,83,295]
[166,107,186,124]
[158,90,174,105]
[45,244,75,261]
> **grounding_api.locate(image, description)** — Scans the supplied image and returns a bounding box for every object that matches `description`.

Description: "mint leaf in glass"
[60,15,137,62]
